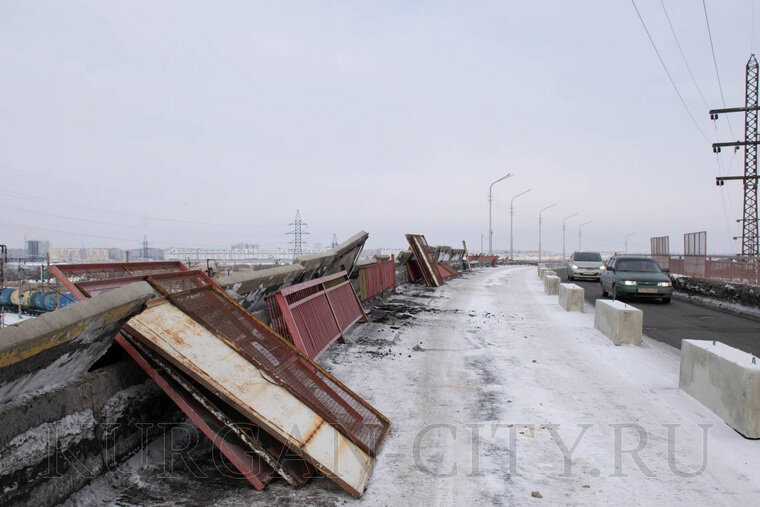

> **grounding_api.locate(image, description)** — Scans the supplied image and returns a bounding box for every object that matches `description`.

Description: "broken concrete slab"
[0,282,154,404]
[295,230,368,280]
[216,264,305,313]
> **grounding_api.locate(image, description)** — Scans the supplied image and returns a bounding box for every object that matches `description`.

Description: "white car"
[568,251,605,281]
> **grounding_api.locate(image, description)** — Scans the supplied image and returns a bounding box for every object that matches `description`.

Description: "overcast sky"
[1,1,757,255]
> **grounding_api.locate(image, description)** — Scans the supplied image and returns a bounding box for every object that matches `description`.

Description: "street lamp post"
[579,220,593,250]
[488,174,513,256]
[625,232,637,253]
[562,213,579,262]
[509,189,532,260]
[538,203,557,264]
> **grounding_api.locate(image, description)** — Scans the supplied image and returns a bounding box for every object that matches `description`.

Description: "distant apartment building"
[48,248,110,262]
[26,240,49,259]
[164,244,290,262]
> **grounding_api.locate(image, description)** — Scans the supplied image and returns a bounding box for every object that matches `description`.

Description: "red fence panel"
[358,256,396,301]
[267,271,367,360]
[468,255,498,267]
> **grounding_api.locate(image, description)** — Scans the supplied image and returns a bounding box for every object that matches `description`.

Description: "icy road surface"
[70,266,760,506]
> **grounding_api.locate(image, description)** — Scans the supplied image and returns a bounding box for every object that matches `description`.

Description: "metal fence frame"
[267,271,368,360]
[357,256,396,301]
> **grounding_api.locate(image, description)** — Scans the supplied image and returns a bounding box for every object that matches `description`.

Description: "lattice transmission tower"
[287,209,309,260]
[712,55,760,258]
[331,233,338,248]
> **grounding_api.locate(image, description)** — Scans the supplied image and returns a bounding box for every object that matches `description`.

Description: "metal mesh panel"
[77,275,150,297]
[151,271,210,294]
[169,287,389,456]
[75,271,209,297]
[325,283,363,331]
[292,295,341,358]
[55,261,187,282]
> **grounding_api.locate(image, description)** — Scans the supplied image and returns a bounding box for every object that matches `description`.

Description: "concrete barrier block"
[679,340,760,438]
[594,299,642,345]
[559,283,584,311]
[541,269,556,281]
[544,275,560,295]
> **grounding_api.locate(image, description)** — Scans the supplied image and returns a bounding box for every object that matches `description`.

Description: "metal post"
[509,189,531,260]
[579,220,593,250]
[538,203,557,263]
[562,213,579,261]
[625,232,637,253]
[488,174,513,256]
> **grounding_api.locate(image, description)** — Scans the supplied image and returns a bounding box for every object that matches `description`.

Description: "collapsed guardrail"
[49,261,389,498]
[267,271,368,360]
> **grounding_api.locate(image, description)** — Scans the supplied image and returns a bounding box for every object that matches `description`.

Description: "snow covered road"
[70,265,760,506]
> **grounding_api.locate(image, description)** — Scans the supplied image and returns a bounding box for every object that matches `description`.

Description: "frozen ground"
[69,266,760,506]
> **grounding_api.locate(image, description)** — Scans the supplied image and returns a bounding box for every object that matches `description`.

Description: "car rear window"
[616,259,661,272]
[573,252,602,262]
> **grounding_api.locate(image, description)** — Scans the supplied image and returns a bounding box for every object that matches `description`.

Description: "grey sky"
[0,1,756,254]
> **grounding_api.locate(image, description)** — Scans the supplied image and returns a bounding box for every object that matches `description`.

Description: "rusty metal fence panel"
[358,256,396,301]
[49,261,190,300]
[436,262,459,279]
[50,262,313,490]
[75,270,211,297]
[167,286,389,458]
[468,254,498,267]
[267,271,367,359]
[405,234,443,287]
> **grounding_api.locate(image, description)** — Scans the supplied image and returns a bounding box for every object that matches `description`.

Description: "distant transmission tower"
[712,55,760,258]
[287,210,309,259]
[331,233,338,248]
[142,235,149,260]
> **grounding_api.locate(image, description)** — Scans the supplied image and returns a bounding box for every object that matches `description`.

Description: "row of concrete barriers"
[535,263,760,439]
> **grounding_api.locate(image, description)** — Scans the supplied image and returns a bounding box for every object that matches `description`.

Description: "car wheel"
[661,297,671,304]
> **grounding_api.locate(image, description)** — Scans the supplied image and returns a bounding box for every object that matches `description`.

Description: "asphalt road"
[555,268,760,357]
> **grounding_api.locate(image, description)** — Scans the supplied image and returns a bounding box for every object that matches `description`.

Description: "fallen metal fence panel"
[75,270,212,298]
[405,234,443,287]
[117,334,282,490]
[436,261,459,279]
[267,271,367,359]
[50,262,314,490]
[126,287,390,497]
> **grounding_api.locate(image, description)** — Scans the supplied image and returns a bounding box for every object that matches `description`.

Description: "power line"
[659,0,710,109]
[630,0,711,142]
[702,0,737,139]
